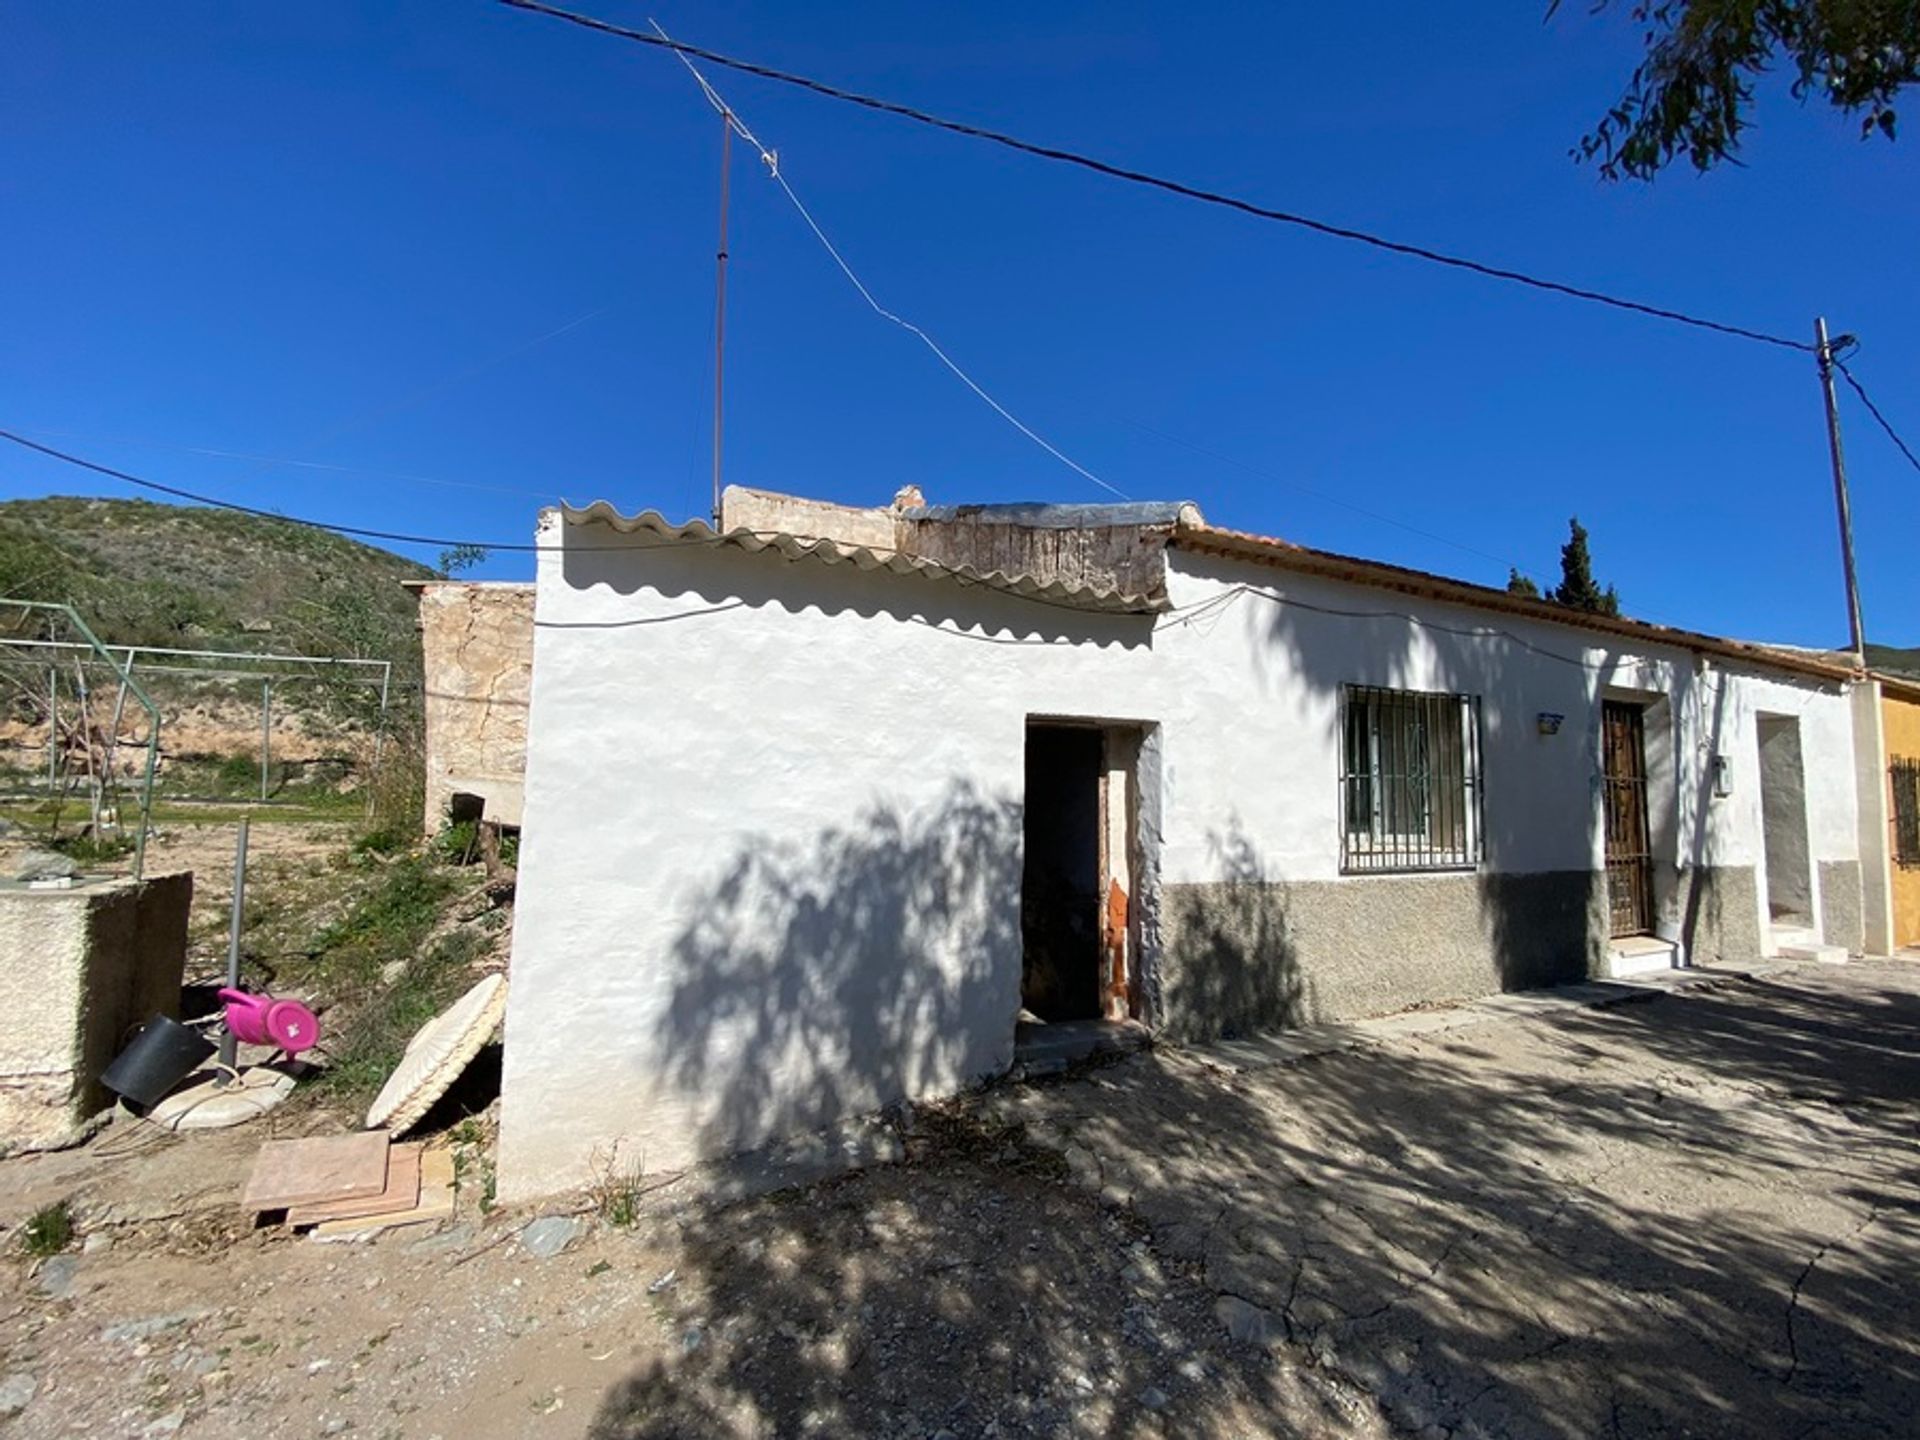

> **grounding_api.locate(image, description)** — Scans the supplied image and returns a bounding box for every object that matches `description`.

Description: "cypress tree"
[1551,517,1621,617]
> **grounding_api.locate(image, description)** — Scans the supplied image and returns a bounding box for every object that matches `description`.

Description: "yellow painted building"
[1883,682,1920,950]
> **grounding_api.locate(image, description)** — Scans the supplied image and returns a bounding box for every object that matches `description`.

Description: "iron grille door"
[1892,757,1920,868]
[1602,701,1654,936]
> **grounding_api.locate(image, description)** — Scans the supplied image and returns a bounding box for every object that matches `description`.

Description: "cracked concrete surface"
[989,960,1920,1438]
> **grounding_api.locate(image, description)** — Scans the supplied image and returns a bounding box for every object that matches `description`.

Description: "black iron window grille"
[1340,685,1484,873]
[1893,757,1920,868]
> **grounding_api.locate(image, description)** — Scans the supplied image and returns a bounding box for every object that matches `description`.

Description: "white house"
[495,487,1863,1201]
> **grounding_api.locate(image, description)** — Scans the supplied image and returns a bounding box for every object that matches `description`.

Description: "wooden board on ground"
[286,1143,424,1226]
[311,1145,456,1239]
[241,1132,390,1211]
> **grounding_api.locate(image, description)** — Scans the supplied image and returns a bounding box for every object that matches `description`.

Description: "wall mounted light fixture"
[1537,712,1565,736]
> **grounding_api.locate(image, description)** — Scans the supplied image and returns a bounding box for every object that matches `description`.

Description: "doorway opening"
[1017,719,1150,1068]
[1757,714,1815,928]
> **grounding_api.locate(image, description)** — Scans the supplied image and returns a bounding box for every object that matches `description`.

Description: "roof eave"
[1172,521,1857,685]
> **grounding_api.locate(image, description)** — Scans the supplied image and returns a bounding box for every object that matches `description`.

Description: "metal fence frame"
[1,601,164,877]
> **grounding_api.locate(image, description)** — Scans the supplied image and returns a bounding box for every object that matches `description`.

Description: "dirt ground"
[3,960,1918,1439]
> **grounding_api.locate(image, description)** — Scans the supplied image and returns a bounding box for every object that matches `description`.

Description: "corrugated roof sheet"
[1171,518,1858,683]
[558,502,1168,614]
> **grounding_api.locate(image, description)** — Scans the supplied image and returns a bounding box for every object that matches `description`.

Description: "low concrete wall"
[1818,859,1865,954]
[1157,870,1595,1040]
[0,872,192,1151]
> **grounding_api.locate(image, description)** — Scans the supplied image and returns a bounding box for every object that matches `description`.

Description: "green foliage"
[216,753,258,794]
[434,819,481,866]
[20,1200,73,1257]
[317,927,485,1104]
[1,497,428,653]
[47,831,137,864]
[1551,517,1622,617]
[1565,0,1920,179]
[310,855,457,994]
[1506,568,1541,599]
[351,823,410,858]
[436,543,489,578]
[589,1151,649,1228]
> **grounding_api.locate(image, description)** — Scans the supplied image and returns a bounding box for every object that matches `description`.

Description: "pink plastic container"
[219,988,321,1055]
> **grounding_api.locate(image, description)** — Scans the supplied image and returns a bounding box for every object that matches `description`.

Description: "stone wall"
[414,582,535,833]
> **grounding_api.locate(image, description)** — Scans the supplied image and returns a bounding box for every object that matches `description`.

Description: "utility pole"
[711,109,733,528]
[1814,316,1867,666]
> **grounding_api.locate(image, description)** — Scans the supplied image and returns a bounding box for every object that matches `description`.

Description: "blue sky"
[3,3,1915,645]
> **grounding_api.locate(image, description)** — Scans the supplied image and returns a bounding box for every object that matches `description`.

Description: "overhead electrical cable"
[1834,361,1920,476]
[0,428,1137,622]
[645,18,1125,500]
[499,0,1809,355]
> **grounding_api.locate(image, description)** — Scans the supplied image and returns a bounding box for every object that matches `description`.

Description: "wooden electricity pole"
[1814,316,1867,666]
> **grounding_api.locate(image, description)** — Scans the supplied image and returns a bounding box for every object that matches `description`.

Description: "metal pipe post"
[260,679,272,802]
[218,814,250,1077]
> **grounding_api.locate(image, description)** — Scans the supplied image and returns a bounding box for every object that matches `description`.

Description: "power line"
[18,428,565,501]
[0,427,1149,621]
[0,428,543,552]
[1835,360,1920,476]
[499,0,1811,355]
[647,19,1126,500]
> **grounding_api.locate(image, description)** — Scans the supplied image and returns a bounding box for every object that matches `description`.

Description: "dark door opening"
[1602,700,1655,937]
[1021,724,1105,1022]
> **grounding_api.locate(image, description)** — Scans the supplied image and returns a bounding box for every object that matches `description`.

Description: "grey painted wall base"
[1671,865,1761,968]
[1157,870,1596,1041]
[1818,860,1864,954]
[1157,864,1784,1042]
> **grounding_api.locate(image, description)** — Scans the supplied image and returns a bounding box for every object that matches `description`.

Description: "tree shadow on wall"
[653,778,1023,1165]
[1157,822,1310,1041]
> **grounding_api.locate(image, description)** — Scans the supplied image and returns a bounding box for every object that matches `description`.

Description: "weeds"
[588,1147,652,1227]
[316,926,482,1103]
[451,1118,497,1214]
[309,857,456,994]
[47,831,136,864]
[20,1200,73,1257]
[351,824,409,859]
[433,819,480,866]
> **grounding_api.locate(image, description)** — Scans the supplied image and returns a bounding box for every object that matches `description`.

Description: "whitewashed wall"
[497,515,1858,1199]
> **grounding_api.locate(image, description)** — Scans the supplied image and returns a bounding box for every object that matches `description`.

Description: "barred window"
[1340,685,1484,873]
[1893,757,1920,869]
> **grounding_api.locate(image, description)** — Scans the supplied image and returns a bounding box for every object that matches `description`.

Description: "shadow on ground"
[589,965,1920,1439]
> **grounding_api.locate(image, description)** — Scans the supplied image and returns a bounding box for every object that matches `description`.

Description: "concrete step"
[1606,935,1683,978]
[1770,923,1847,964]
[1775,941,1850,964]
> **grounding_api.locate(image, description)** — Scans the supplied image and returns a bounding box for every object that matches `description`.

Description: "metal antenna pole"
[711,109,733,527]
[1815,316,1867,665]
